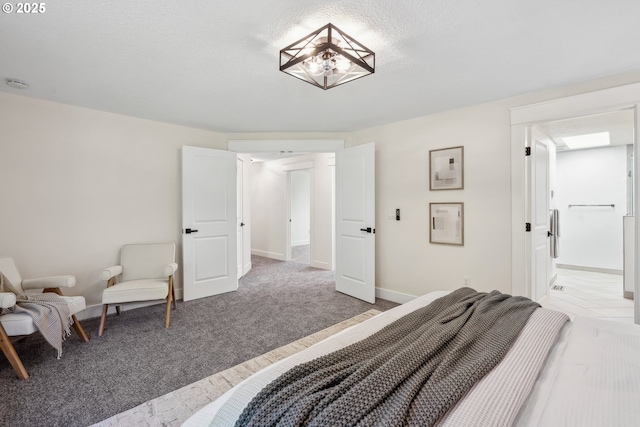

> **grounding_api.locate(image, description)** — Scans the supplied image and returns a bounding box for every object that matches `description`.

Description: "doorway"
[509,82,640,323]
[534,110,635,320]
[182,141,376,304]
[247,152,335,270]
[227,139,377,304]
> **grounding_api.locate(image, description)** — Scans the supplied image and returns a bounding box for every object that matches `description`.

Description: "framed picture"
[429,146,464,190]
[429,202,464,245]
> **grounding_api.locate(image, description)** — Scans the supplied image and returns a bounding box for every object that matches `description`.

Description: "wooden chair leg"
[71,315,90,342]
[98,304,109,336]
[172,283,177,310]
[165,295,172,329]
[165,277,173,328]
[0,323,28,380]
[116,306,121,315]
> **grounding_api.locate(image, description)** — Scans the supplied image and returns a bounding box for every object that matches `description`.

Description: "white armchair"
[98,243,177,336]
[0,257,89,379]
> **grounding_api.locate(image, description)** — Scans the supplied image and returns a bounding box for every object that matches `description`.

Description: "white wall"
[290,170,311,246]
[250,153,334,269]
[310,154,334,270]
[250,160,287,260]
[350,103,513,297]
[0,92,225,312]
[555,145,628,271]
[4,71,640,312]
[348,73,640,299]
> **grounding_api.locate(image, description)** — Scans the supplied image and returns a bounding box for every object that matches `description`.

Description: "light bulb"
[334,57,351,73]
[305,60,324,76]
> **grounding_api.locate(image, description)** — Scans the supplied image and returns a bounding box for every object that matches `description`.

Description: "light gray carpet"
[291,244,310,264]
[95,310,382,426]
[0,254,398,427]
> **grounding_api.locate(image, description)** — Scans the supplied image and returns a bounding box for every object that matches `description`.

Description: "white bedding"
[513,316,640,426]
[184,291,640,427]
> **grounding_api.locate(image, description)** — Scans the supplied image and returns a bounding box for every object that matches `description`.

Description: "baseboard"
[76,287,185,321]
[375,287,416,304]
[243,262,252,276]
[556,264,623,275]
[310,260,331,270]
[251,249,286,261]
[549,272,557,286]
[292,240,310,246]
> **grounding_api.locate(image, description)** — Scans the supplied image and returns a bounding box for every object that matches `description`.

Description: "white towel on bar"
[550,209,560,258]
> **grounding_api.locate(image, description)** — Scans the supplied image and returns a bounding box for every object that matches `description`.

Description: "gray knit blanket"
[236,287,540,427]
[0,272,73,358]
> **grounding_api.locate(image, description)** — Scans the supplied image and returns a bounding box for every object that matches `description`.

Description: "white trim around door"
[510,82,640,325]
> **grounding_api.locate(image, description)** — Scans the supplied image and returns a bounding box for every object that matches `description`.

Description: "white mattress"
[183,291,640,427]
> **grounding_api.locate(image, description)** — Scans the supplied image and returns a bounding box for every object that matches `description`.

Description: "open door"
[237,157,244,279]
[182,146,238,301]
[335,143,375,303]
[528,127,551,301]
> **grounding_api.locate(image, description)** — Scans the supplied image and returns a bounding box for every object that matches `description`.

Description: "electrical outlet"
[463,276,470,287]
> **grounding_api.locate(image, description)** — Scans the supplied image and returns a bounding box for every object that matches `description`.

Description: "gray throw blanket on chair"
[0,273,73,358]
[237,287,540,427]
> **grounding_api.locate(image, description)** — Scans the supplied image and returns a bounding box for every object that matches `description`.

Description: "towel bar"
[568,204,615,208]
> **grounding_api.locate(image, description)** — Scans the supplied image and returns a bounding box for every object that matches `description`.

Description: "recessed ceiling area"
[250,152,310,163]
[539,109,635,152]
[1,1,640,133]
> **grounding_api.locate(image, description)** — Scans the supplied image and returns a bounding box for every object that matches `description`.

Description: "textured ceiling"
[1,1,640,133]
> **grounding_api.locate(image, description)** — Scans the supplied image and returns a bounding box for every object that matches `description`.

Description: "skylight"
[562,132,611,149]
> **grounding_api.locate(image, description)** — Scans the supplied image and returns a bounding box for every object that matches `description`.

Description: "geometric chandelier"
[279,23,375,90]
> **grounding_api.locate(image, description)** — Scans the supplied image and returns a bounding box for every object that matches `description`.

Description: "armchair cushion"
[102,279,170,305]
[163,263,178,277]
[0,292,16,309]
[101,265,123,281]
[0,295,86,336]
[22,275,76,290]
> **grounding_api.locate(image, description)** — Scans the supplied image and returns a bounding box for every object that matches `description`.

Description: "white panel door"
[530,127,551,301]
[182,146,238,301]
[335,143,375,303]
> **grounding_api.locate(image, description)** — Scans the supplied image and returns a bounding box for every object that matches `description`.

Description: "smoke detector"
[5,78,29,90]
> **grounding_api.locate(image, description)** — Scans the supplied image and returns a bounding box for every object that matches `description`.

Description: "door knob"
[184,228,199,234]
[360,227,373,233]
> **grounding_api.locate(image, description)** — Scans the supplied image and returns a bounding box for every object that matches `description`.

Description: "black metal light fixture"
[279,23,375,90]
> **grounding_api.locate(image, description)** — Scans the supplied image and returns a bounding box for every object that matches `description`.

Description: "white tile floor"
[538,268,635,323]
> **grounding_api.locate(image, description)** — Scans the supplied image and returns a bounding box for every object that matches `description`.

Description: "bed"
[184,289,640,426]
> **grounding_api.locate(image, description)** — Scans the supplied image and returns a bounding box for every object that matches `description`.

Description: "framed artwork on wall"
[429,202,464,245]
[429,146,464,190]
